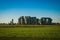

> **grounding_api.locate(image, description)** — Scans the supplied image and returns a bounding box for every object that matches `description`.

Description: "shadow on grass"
[0,37,60,40]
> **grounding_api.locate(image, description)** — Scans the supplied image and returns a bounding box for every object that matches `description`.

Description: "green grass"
[0,25,60,38]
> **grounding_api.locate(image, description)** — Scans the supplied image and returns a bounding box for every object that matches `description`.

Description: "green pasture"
[0,25,60,38]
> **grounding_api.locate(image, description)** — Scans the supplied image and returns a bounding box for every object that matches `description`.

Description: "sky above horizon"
[0,0,60,23]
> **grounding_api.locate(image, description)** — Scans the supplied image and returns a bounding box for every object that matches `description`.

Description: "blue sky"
[0,0,60,23]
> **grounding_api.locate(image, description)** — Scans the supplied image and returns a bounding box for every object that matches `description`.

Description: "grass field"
[0,25,60,40]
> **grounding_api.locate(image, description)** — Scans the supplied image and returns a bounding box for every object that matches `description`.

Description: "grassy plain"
[0,25,60,40]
